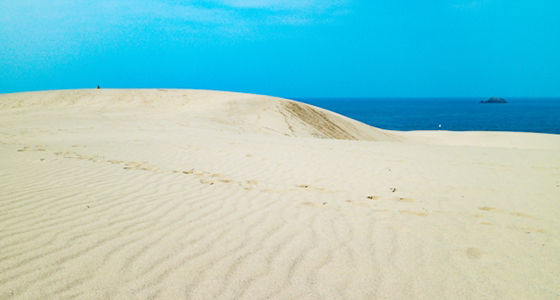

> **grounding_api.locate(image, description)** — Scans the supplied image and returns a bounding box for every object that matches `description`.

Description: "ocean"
[296,98,560,135]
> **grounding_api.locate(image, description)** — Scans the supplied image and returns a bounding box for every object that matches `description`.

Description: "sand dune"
[0,89,398,142]
[1,89,559,299]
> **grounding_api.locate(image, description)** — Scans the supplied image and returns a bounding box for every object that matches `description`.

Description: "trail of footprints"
[16,145,334,195]
[476,206,547,234]
[344,192,427,216]
[17,144,547,234]
[344,192,546,234]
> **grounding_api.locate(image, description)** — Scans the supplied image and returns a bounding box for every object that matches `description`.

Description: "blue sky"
[1,0,559,97]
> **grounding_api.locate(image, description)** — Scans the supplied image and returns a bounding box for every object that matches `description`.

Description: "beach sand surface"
[1,89,559,299]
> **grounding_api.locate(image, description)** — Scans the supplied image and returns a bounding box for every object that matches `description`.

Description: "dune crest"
[0,89,398,141]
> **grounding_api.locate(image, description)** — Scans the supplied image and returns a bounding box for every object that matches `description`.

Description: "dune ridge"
[1,89,559,299]
[0,89,398,142]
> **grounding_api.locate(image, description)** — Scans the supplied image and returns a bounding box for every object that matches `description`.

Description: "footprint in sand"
[122,162,159,172]
[464,248,489,259]
[200,179,218,185]
[182,169,206,176]
[366,195,418,203]
[398,210,428,217]
[513,227,547,234]
[480,222,496,226]
[479,207,534,219]
[299,202,324,208]
[465,248,485,259]
[450,247,493,260]
[17,146,31,152]
[480,223,546,234]
[293,185,330,193]
[240,180,259,190]
[508,211,534,218]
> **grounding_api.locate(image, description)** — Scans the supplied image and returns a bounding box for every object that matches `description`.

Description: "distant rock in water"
[480,97,507,104]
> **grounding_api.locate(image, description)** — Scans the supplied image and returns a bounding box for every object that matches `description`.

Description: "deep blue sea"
[296,98,560,135]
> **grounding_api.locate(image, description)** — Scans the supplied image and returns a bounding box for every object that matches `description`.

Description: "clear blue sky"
[1,0,559,98]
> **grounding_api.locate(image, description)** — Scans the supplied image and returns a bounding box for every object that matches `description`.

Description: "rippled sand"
[1,89,559,299]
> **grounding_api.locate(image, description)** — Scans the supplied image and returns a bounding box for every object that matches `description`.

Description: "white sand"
[1,89,559,299]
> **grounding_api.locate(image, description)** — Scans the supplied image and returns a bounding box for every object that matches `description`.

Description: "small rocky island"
[480,97,507,104]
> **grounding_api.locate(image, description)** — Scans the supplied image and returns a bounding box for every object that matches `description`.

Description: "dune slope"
[0,89,398,142]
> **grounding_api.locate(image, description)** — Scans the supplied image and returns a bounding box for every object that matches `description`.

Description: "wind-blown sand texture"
[1,89,559,299]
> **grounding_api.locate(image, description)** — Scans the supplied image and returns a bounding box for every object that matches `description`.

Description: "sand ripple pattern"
[0,144,375,299]
[1,89,560,299]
